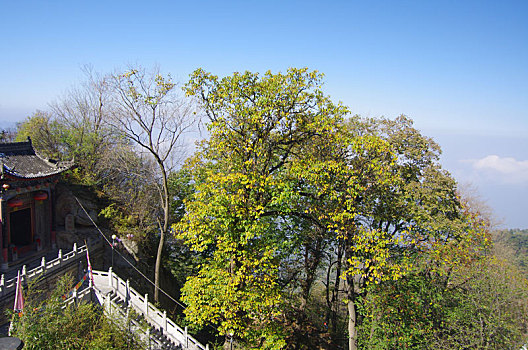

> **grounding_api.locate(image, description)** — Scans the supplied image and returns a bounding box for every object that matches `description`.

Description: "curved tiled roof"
[0,138,73,179]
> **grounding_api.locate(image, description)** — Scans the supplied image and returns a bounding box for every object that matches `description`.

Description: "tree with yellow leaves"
[176,68,348,348]
[176,68,489,349]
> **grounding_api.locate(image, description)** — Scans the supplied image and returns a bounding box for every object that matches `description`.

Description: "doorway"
[10,208,32,246]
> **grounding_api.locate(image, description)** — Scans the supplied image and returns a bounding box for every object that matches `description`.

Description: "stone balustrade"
[0,243,88,297]
[92,268,208,350]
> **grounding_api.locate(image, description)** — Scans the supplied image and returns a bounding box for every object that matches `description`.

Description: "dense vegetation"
[495,228,528,269]
[9,66,528,349]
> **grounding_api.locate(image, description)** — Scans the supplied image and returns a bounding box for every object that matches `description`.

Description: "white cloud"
[465,155,528,184]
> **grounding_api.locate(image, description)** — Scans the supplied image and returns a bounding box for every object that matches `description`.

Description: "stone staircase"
[0,244,208,349]
[92,268,208,350]
[106,290,183,349]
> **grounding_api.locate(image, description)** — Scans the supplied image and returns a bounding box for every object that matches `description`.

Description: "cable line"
[73,196,187,310]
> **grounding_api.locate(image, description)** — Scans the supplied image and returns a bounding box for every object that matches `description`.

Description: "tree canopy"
[12,65,527,350]
[174,68,497,349]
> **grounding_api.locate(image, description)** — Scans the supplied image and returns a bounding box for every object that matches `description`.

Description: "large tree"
[107,66,195,301]
[177,68,348,348]
[331,116,490,350]
[177,68,473,350]
[15,67,194,302]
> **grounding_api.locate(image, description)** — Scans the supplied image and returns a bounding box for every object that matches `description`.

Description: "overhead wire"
[74,195,220,335]
[73,196,187,310]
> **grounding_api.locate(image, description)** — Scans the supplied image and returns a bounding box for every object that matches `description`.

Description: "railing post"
[108,267,113,289]
[144,293,148,317]
[58,249,63,266]
[73,290,77,306]
[126,304,130,335]
[41,257,46,274]
[146,327,150,350]
[126,279,130,307]
[206,344,209,350]
[73,242,77,253]
[163,310,167,332]
[22,265,26,283]
[184,326,188,347]
[106,292,111,314]
[0,274,4,296]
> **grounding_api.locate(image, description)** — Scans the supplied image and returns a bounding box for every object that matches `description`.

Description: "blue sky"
[1,0,527,227]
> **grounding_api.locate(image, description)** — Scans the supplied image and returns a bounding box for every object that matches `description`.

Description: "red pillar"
[48,187,56,248]
[0,222,7,270]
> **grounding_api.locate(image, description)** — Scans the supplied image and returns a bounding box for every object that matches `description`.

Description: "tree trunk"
[328,241,344,339]
[154,226,165,302]
[300,236,323,311]
[154,163,170,302]
[346,275,358,350]
[223,334,236,350]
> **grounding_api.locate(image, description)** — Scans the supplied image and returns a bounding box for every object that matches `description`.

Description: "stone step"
[107,292,182,350]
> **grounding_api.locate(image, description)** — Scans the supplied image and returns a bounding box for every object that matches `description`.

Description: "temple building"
[0,138,72,270]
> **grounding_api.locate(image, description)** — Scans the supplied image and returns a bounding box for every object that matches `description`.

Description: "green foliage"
[328,116,490,350]
[495,228,528,270]
[436,257,528,349]
[358,272,442,350]
[16,107,114,185]
[16,110,64,159]
[9,275,144,350]
[168,167,195,223]
[15,65,525,349]
[176,68,495,349]
[177,67,348,348]
[165,168,208,287]
[359,256,528,350]
[99,203,150,241]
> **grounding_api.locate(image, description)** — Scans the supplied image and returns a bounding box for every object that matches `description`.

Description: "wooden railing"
[92,268,208,350]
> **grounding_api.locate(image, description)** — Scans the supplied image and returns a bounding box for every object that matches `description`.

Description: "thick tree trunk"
[346,275,358,350]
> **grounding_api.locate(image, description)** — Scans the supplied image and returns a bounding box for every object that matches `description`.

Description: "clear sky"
[1,0,527,227]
